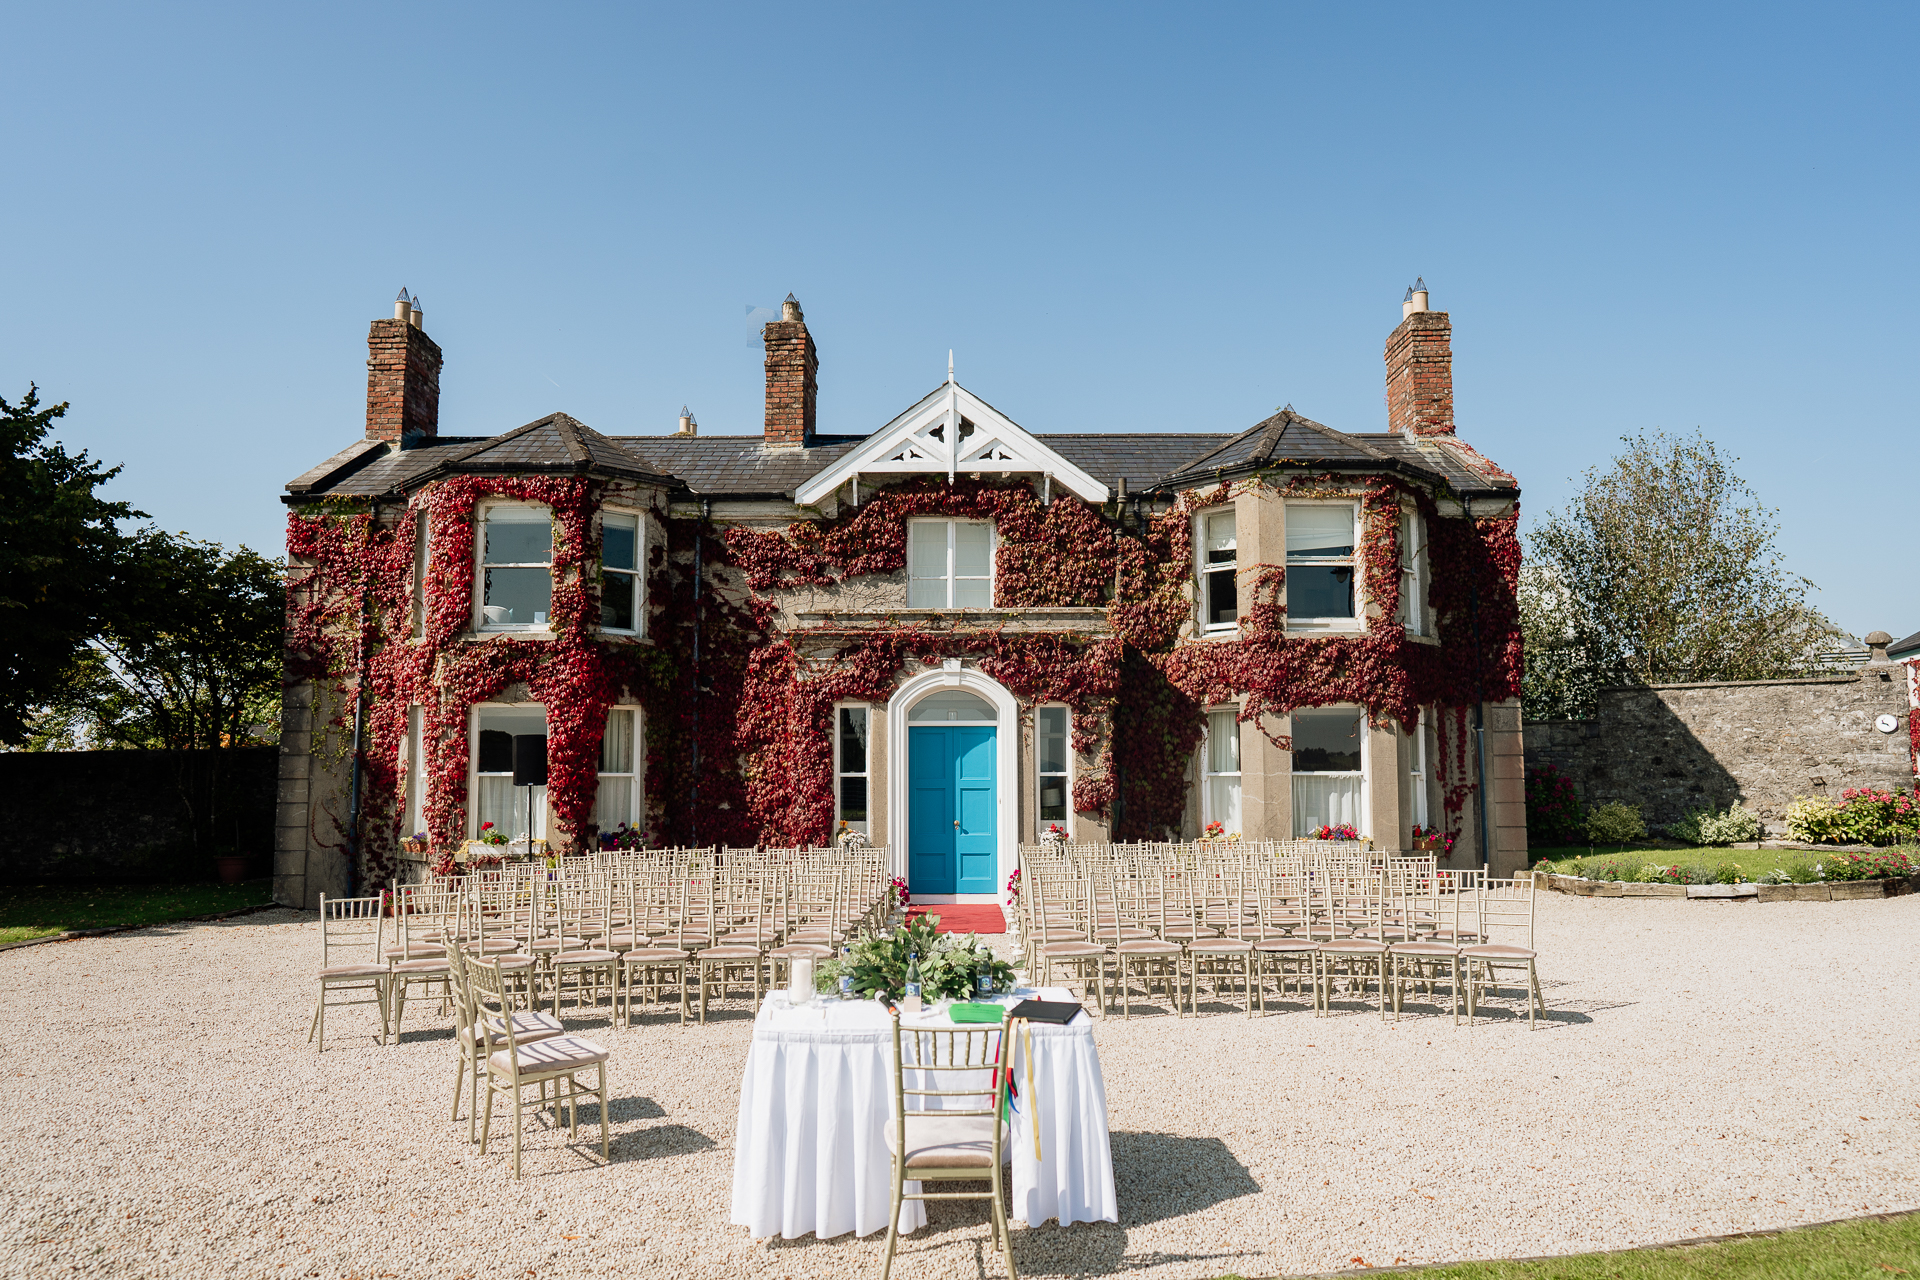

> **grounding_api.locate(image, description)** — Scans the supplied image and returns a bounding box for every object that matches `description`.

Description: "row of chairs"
[1012,845,1545,1025]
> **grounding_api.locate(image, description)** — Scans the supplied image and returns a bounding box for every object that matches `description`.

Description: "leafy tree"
[1523,430,1832,719]
[31,531,285,751]
[0,387,144,744]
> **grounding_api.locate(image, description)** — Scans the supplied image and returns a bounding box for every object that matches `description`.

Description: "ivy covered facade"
[272,290,1527,910]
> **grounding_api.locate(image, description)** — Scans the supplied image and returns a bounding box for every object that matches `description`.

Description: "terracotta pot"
[214,855,249,885]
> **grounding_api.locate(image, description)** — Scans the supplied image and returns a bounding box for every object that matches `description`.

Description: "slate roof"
[1888,630,1920,661]
[290,412,1518,502]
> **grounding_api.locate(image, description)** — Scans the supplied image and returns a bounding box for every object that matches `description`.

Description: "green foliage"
[1823,848,1917,882]
[1667,802,1764,846]
[1524,764,1586,844]
[1784,789,1920,847]
[0,386,146,745]
[816,914,1016,1001]
[1585,801,1647,844]
[1522,430,1833,719]
[27,531,285,751]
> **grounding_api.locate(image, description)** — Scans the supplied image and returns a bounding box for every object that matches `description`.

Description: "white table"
[729,988,1118,1240]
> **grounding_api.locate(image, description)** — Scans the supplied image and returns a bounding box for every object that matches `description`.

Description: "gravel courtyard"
[2,891,1916,1280]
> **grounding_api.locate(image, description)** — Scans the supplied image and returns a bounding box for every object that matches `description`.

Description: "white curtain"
[477,776,547,840]
[1291,774,1362,835]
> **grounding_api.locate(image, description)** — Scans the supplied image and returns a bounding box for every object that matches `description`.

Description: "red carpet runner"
[905,904,1006,935]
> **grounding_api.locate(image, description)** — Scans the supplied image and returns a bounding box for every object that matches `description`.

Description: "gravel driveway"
[1,892,1915,1279]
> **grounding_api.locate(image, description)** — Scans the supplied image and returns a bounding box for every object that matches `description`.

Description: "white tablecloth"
[729,988,1118,1240]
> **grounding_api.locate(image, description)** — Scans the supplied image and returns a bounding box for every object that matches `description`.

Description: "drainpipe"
[1466,497,1491,874]
[345,500,380,899]
[690,498,710,847]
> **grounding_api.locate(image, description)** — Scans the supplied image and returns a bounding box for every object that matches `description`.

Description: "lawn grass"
[1530,844,1920,887]
[0,880,275,946]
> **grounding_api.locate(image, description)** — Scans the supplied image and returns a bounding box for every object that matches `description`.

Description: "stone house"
[272,286,1527,909]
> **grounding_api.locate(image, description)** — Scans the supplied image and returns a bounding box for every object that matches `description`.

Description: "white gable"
[794,380,1109,505]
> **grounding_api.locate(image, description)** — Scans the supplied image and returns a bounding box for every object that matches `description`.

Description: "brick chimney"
[1384,279,1454,436]
[763,294,817,449]
[366,288,442,447]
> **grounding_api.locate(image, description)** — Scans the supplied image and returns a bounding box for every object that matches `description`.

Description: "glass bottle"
[838,945,855,1001]
[976,955,993,1000]
[903,949,923,1013]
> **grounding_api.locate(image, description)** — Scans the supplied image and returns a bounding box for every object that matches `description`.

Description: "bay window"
[473,704,547,840]
[1037,705,1070,829]
[836,705,870,835]
[595,707,641,834]
[1291,706,1365,836]
[1201,509,1237,631]
[1285,503,1358,624]
[479,505,552,630]
[1203,709,1242,834]
[601,512,642,633]
[908,519,993,608]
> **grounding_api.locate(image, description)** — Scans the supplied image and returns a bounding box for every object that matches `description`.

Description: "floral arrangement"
[1005,867,1022,905]
[1314,823,1361,841]
[598,822,651,851]
[1202,821,1226,839]
[1409,824,1454,854]
[836,820,871,849]
[474,821,508,847]
[888,876,910,909]
[1040,823,1068,844]
[816,915,1016,1001]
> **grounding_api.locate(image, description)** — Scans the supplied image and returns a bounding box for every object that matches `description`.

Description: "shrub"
[1526,765,1587,845]
[1586,802,1647,845]
[1669,801,1765,846]
[1822,849,1917,882]
[1786,789,1920,846]
[1632,863,1684,884]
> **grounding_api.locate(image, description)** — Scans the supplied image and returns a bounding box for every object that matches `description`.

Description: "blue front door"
[908,726,997,894]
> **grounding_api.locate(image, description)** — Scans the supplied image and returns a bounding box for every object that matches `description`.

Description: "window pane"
[839,707,868,772]
[908,691,997,721]
[1037,706,1067,774]
[594,776,632,832]
[839,775,868,823]
[478,728,514,774]
[1285,504,1354,557]
[479,776,547,840]
[484,513,553,565]
[1293,774,1362,835]
[1039,778,1067,822]
[600,709,634,774]
[405,707,424,834]
[952,576,991,608]
[908,578,947,608]
[1288,565,1353,619]
[910,523,947,579]
[1205,510,1237,564]
[1293,708,1363,772]
[603,516,637,571]
[1207,775,1242,832]
[600,573,635,630]
[1207,711,1240,774]
[954,522,992,577]
[483,566,552,624]
[1206,568,1238,626]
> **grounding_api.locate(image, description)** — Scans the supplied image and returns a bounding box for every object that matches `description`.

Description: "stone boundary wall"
[1524,670,1912,832]
[1539,871,1920,902]
[0,748,278,884]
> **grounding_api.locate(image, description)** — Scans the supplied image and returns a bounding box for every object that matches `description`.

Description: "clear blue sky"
[3,3,1912,639]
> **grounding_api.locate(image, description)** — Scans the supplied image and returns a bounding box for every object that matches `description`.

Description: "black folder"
[1006,998,1085,1025]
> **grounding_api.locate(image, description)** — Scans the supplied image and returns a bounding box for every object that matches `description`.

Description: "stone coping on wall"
[1534,871,1920,902]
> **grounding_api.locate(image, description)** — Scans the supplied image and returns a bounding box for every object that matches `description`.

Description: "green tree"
[1523,430,1832,719]
[35,531,286,750]
[0,387,144,744]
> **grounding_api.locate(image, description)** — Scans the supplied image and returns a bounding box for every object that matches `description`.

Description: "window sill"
[795,607,1109,631]
[476,626,556,640]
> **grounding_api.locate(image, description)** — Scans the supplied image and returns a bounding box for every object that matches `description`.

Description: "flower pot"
[214,855,249,885]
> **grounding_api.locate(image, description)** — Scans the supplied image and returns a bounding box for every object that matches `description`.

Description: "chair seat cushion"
[462,1011,566,1048]
[621,948,690,963]
[384,943,445,959]
[488,1034,610,1077]
[466,939,522,955]
[1187,939,1253,954]
[1115,939,1183,954]
[391,957,450,974]
[1254,939,1318,953]
[698,945,763,960]
[1036,942,1106,958]
[769,944,834,958]
[1460,944,1537,959]
[1317,940,1388,954]
[319,963,388,979]
[1390,941,1461,956]
[553,949,620,965]
[883,1113,1009,1169]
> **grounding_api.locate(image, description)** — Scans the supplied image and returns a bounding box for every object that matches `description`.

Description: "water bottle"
[976,956,993,999]
[838,945,855,1001]
[903,950,923,1012]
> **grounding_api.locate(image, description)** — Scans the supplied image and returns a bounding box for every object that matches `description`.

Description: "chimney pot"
[409,294,423,328]
[781,294,803,323]
[677,406,696,436]
[394,288,412,321]
[1865,631,1893,665]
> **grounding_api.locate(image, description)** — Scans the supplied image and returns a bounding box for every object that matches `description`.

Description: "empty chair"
[310,894,390,1051]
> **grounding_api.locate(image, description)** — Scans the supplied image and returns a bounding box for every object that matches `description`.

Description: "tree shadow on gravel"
[604,1094,667,1122]
[610,1122,714,1160]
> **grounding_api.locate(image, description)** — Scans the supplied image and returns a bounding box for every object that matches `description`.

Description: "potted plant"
[463,821,509,864]
[212,845,249,885]
[836,820,871,849]
[1039,822,1068,848]
[401,831,429,856]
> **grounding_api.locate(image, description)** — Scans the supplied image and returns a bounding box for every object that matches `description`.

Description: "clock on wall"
[1876,714,1899,734]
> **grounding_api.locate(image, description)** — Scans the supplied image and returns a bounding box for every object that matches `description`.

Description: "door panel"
[953,727,997,893]
[908,727,955,894]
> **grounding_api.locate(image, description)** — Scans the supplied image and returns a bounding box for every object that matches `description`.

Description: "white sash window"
[908,519,993,608]
[1291,706,1365,836]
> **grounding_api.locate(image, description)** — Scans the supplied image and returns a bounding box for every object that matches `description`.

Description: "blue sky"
[2,3,1912,638]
